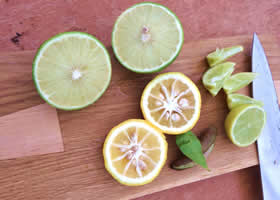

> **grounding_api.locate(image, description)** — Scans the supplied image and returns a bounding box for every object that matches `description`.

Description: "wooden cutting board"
[0,35,279,200]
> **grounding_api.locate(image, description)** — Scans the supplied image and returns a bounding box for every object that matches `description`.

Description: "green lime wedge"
[33,32,112,110]
[223,72,257,94]
[207,45,243,67]
[202,62,235,96]
[225,104,266,147]
[112,2,184,73]
[227,93,264,110]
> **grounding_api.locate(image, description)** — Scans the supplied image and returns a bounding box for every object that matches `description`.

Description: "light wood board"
[0,35,279,200]
[0,104,63,160]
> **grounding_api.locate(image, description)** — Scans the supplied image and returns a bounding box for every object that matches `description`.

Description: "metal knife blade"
[252,33,280,200]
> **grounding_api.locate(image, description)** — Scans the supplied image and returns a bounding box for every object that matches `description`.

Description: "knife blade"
[252,33,280,200]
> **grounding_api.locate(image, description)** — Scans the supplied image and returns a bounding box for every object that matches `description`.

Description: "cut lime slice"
[112,2,184,73]
[227,93,264,110]
[33,32,112,110]
[223,72,257,94]
[207,87,221,97]
[225,104,266,147]
[207,45,243,67]
[202,62,235,96]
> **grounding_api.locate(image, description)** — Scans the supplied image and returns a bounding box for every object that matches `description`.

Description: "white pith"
[72,69,82,80]
[112,3,183,72]
[33,33,111,109]
[142,73,201,133]
[105,121,167,185]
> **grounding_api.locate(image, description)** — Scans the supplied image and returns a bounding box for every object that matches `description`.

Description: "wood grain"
[0,104,63,160]
[0,35,279,200]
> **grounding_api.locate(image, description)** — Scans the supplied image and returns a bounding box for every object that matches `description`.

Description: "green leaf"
[176,131,208,170]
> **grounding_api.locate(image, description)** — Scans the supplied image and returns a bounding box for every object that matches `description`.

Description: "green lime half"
[227,93,264,110]
[112,2,184,73]
[33,32,112,110]
[207,45,243,67]
[225,104,266,147]
[223,72,257,94]
[202,62,235,96]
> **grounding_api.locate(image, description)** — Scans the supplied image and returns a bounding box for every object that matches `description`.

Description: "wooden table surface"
[0,0,279,199]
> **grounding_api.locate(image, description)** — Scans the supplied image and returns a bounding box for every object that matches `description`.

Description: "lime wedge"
[207,45,243,67]
[227,93,264,110]
[33,32,112,110]
[223,72,257,94]
[112,2,184,73]
[202,62,235,96]
[225,104,266,147]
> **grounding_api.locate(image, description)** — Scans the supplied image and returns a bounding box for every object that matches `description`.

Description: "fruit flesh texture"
[110,127,163,178]
[35,34,111,109]
[233,106,265,144]
[112,3,182,72]
[202,62,235,96]
[227,93,264,110]
[225,105,266,147]
[147,78,196,129]
[207,45,243,67]
[223,72,257,94]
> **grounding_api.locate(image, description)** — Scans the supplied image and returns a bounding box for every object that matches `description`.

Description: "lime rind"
[223,72,257,94]
[112,2,184,73]
[227,93,264,110]
[33,31,112,110]
[207,45,244,67]
[202,62,235,96]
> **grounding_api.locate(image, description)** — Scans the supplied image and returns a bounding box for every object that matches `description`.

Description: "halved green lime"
[202,62,235,96]
[223,72,257,94]
[33,32,112,110]
[227,93,264,110]
[225,104,266,147]
[112,2,184,73]
[207,45,243,67]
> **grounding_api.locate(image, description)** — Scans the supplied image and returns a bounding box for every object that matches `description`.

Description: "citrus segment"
[103,119,167,186]
[141,72,201,134]
[207,45,243,67]
[223,72,257,94]
[225,104,266,147]
[112,2,184,73]
[202,62,235,96]
[227,93,264,110]
[33,32,111,110]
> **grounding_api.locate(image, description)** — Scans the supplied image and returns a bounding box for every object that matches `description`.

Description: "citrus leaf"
[176,131,208,170]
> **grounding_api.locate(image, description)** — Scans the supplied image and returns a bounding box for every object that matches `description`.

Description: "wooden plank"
[0,35,279,200]
[0,104,64,160]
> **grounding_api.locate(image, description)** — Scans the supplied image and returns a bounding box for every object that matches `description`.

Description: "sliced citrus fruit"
[33,32,111,110]
[227,93,264,110]
[103,119,167,186]
[225,104,266,147]
[202,62,235,96]
[112,2,184,73]
[207,45,243,67]
[141,72,201,134]
[223,72,257,94]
